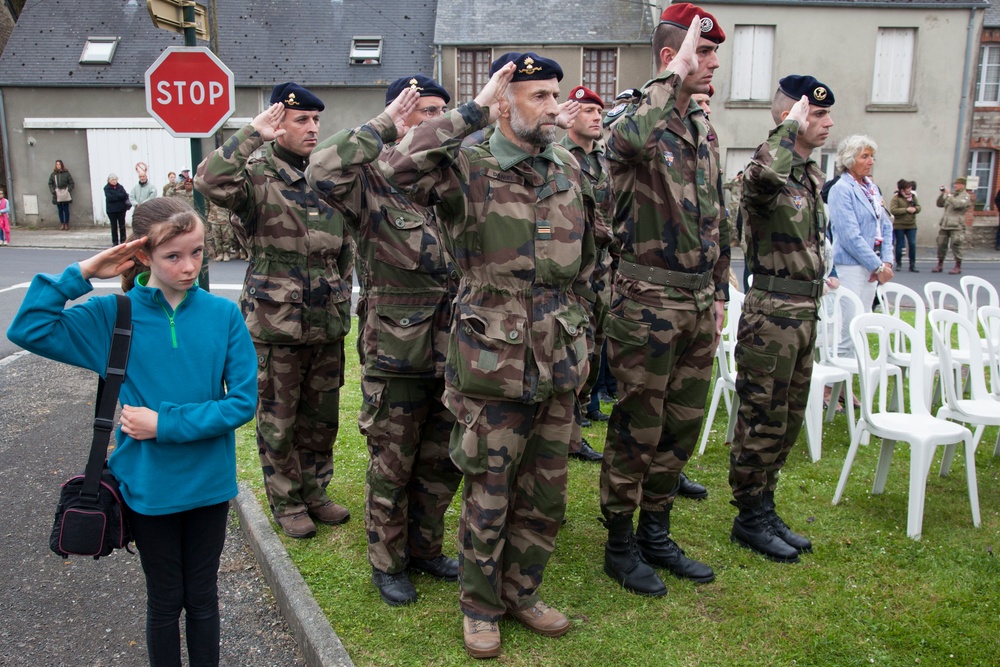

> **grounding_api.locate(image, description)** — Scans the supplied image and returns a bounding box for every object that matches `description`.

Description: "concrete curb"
[234,482,355,667]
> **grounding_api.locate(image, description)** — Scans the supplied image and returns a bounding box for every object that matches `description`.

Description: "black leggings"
[109,211,127,246]
[125,501,229,667]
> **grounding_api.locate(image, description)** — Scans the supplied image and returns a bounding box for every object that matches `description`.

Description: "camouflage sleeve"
[306,112,398,215]
[382,101,491,219]
[606,70,682,164]
[194,124,263,228]
[743,121,799,211]
[714,164,731,303]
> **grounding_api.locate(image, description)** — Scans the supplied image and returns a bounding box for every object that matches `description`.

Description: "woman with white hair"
[103,173,131,246]
[827,135,894,355]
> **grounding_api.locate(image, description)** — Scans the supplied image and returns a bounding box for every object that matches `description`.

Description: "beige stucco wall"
[700,3,983,245]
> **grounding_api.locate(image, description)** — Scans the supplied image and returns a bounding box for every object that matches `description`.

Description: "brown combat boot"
[276,511,317,539]
[931,260,944,273]
[508,599,569,637]
[307,500,351,525]
[949,261,962,274]
[463,615,501,659]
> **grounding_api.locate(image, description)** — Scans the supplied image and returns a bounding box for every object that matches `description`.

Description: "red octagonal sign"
[145,47,235,138]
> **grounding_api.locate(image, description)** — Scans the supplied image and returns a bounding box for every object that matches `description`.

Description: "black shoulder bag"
[50,294,134,559]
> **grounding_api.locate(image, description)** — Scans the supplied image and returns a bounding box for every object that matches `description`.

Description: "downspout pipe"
[436,43,443,90]
[0,88,13,226]
[954,8,980,182]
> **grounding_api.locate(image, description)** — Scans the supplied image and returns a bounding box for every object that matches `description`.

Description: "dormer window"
[80,37,119,64]
[350,36,382,65]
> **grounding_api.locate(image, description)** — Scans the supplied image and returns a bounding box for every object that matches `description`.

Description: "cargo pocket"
[603,308,650,391]
[447,396,488,475]
[375,205,425,270]
[243,274,302,343]
[448,304,527,400]
[733,343,778,405]
[374,304,436,374]
[358,377,386,440]
[552,306,590,394]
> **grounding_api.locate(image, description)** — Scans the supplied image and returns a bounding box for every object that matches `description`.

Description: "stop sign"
[145,46,235,138]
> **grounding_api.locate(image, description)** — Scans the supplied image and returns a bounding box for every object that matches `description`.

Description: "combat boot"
[677,472,708,500]
[601,513,667,597]
[931,260,944,273]
[372,568,417,606]
[761,491,812,554]
[730,498,800,563]
[949,261,962,274]
[635,507,715,583]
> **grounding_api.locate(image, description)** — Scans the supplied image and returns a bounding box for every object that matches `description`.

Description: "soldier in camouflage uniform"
[559,85,613,463]
[195,82,354,540]
[599,6,728,597]
[731,75,836,564]
[306,75,463,607]
[932,177,971,274]
[383,55,596,659]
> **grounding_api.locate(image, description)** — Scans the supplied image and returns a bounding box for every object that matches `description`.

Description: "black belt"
[618,260,713,290]
[752,274,823,298]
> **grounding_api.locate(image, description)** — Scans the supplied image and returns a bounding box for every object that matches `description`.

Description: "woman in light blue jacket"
[828,135,894,355]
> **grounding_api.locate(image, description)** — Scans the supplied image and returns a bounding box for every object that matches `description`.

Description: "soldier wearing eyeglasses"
[306,75,463,608]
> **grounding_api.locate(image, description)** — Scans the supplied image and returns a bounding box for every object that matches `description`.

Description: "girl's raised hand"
[79,237,147,281]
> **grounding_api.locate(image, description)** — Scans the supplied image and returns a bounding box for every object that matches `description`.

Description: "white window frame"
[730,26,774,102]
[871,28,915,105]
[968,149,995,210]
[349,36,383,66]
[975,44,1000,105]
[79,37,119,65]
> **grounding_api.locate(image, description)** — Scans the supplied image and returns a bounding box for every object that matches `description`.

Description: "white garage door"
[86,128,194,224]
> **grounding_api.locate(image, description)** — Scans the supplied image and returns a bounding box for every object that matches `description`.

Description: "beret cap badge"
[813,87,827,101]
[699,17,714,32]
[519,56,543,76]
[285,93,299,106]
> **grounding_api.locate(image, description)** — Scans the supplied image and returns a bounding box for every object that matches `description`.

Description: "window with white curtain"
[967,149,995,210]
[730,26,774,101]
[975,44,1000,105]
[871,28,915,105]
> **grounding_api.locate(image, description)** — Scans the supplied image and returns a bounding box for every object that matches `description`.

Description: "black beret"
[778,75,835,108]
[269,82,325,111]
[385,75,451,106]
[489,52,563,83]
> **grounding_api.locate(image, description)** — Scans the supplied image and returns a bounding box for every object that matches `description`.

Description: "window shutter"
[731,26,774,101]
[872,28,914,104]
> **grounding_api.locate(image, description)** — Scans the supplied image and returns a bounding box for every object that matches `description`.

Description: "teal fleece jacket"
[7,264,257,515]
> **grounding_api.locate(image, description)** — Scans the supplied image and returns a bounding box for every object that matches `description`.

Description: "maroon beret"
[659,3,726,44]
[567,85,605,108]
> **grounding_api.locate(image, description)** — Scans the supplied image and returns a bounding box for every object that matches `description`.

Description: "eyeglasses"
[417,105,449,117]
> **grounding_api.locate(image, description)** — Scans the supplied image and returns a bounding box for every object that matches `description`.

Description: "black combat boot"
[730,498,800,564]
[636,507,715,583]
[761,491,812,554]
[601,514,667,597]
[677,472,708,500]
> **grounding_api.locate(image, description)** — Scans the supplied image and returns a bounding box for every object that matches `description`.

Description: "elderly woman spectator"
[103,173,131,246]
[890,179,920,273]
[828,135,894,355]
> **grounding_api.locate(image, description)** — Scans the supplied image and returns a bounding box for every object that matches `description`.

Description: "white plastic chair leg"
[939,442,958,477]
[906,446,933,540]
[833,425,866,505]
[872,438,897,495]
[964,434,982,528]
[725,395,740,444]
[993,431,1000,458]
[698,381,725,455]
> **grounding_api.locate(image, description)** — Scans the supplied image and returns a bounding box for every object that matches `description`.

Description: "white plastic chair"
[930,309,1000,474]
[960,275,999,319]
[977,305,1000,456]
[698,290,743,455]
[925,281,973,396]
[803,298,856,462]
[832,314,979,540]
[877,282,942,409]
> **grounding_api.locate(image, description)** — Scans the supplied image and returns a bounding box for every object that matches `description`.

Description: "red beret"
[567,85,605,108]
[659,3,726,44]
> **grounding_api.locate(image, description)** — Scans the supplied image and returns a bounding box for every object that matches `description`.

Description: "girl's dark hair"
[54,160,65,172]
[121,197,204,292]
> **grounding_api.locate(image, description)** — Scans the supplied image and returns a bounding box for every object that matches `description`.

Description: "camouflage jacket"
[606,68,730,311]
[383,101,597,405]
[195,124,353,346]
[307,111,455,379]
[742,121,826,321]
[559,134,615,303]
[936,190,971,230]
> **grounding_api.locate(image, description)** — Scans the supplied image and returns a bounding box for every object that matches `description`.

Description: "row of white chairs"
[697,277,1000,540]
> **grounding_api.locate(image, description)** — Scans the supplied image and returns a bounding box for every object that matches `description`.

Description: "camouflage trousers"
[256,341,345,518]
[936,227,964,262]
[570,298,608,455]
[208,221,238,261]
[730,312,815,500]
[600,300,715,516]
[360,375,461,574]
[446,389,573,621]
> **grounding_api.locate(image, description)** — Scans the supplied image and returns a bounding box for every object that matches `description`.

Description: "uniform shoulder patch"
[606,103,628,120]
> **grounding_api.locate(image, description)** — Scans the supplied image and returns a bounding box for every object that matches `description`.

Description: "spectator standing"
[889,179,920,273]
[104,173,131,246]
[48,159,74,230]
[932,177,971,274]
[131,162,158,207]
[0,187,9,245]
[162,172,177,197]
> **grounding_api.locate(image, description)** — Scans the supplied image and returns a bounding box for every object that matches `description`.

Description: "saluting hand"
[672,16,702,81]
[78,237,147,281]
[786,96,811,134]
[474,62,515,122]
[251,103,287,141]
[386,87,421,136]
[555,100,580,129]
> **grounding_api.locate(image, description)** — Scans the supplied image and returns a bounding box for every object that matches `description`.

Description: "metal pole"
[183,2,209,290]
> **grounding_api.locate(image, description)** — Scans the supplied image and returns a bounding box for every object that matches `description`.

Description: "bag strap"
[80,294,132,501]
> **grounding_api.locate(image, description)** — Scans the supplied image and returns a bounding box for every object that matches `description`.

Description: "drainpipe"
[0,89,14,226]
[954,8,980,182]
[436,43,443,89]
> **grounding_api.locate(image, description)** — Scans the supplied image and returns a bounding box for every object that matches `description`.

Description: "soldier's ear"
[659,47,677,71]
[779,110,790,122]
[498,96,511,119]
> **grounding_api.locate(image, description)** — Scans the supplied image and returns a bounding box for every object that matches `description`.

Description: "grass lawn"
[235,319,1000,667]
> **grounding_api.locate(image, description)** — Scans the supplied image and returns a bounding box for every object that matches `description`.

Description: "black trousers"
[125,501,229,667]
[109,211,127,246]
